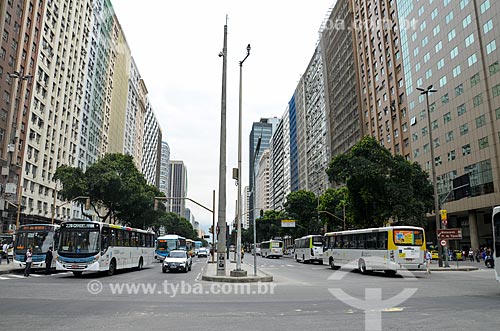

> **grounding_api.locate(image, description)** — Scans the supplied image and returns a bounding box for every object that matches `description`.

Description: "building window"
[433,25,440,37]
[443,112,452,123]
[414,148,420,158]
[412,133,418,142]
[463,15,472,29]
[486,40,497,55]
[465,33,475,47]
[460,0,469,9]
[422,126,428,136]
[493,84,500,97]
[484,20,493,34]
[462,144,471,156]
[470,73,480,87]
[445,131,454,142]
[446,11,454,24]
[448,29,456,42]
[442,93,449,104]
[480,0,491,14]
[437,58,445,70]
[434,138,440,148]
[460,123,469,135]
[435,156,442,166]
[479,136,489,149]
[439,75,447,87]
[455,84,464,96]
[476,114,486,128]
[468,53,478,66]
[448,150,456,161]
[450,47,458,59]
[453,65,461,77]
[423,143,430,153]
[473,93,483,107]
[489,61,499,75]
[496,107,500,119]
[432,120,439,129]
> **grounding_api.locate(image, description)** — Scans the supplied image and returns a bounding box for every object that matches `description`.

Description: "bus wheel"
[329,258,336,270]
[359,259,368,274]
[73,271,83,277]
[137,257,144,271]
[107,259,116,276]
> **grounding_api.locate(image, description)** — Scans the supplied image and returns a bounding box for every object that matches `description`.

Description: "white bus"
[155,234,186,261]
[13,224,59,271]
[323,226,426,275]
[492,207,500,282]
[56,220,155,276]
[294,235,323,264]
[260,240,283,258]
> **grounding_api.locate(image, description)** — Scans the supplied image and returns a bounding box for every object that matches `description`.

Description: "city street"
[0,255,498,330]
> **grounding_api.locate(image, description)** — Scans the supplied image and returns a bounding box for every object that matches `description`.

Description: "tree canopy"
[326,136,433,228]
[54,153,166,229]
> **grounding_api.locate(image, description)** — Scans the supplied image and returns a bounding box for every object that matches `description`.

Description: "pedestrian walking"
[24,248,33,277]
[425,250,432,274]
[469,248,474,262]
[45,246,53,275]
[1,242,9,264]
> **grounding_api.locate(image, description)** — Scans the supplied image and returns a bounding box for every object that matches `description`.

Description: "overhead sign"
[437,228,463,240]
[281,220,296,228]
[440,240,447,247]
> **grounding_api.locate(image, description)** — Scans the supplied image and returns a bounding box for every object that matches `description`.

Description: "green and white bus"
[260,240,283,258]
[323,226,426,275]
[294,235,323,264]
[56,220,155,276]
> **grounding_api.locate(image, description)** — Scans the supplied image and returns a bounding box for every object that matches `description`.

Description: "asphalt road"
[0,255,498,331]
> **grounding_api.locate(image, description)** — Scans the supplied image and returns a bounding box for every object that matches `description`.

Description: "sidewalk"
[202,260,273,283]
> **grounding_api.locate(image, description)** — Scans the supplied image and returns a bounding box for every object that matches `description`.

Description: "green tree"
[318,187,352,231]
[255,210,287,242]
[54,153,163,229]
[153,212,197,239]
[284,190,322,235]
[326,136,433,228]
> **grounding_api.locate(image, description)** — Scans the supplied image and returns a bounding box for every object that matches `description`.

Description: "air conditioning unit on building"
[7,144,15,152]
[5,183,17,194]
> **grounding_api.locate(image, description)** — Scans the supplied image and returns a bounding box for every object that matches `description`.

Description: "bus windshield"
[59,228,100,254]
[312,236,323,246]
[157,239,178,251]
[15,231,53,254]
[393,229,424,246]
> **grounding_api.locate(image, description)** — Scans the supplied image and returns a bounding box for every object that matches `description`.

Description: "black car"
[485,255,494,268]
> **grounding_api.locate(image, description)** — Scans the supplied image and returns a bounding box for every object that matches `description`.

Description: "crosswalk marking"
[0,272,72,280]
[8,274,24,278]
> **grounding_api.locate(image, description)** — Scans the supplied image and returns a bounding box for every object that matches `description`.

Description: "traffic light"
[85,198,91,210]
[260,209,264,217]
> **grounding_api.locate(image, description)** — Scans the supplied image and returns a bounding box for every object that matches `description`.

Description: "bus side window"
[101,228,109,251]
[378,232,388,249]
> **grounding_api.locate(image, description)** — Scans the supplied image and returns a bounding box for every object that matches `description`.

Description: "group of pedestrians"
[23,246,53,277]
[467,247,492,262]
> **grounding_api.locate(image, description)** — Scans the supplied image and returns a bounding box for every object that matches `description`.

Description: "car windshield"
[169,251,186,258]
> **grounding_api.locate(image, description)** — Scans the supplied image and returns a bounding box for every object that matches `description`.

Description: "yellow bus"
[323,226,426,275]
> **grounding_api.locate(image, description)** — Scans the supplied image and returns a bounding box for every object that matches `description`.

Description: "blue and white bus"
[155,234,186,261]
[13,224,59,270]
[56,221,155,276]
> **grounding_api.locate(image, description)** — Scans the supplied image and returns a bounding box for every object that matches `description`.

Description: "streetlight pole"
[252,136,261,276]
[216,20,228,276]
[417,85,447,268]
[235,44,251,274]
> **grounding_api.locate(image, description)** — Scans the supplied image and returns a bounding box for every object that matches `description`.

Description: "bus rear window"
[394,230,423,246]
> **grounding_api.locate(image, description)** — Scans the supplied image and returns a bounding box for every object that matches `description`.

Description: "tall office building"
[320,0,363,159]
[397,0,500,248]
[352,0,412,159]
[158,141,170,196]
[248,118,279,222]
[297,45,330,195]
[255,149,271,214]
[168,160,187,216]
[0,0,46,231]
[141,96,161,187]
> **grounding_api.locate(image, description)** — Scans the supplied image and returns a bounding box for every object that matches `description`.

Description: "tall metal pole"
[212,189,215,263]
[216,21,228,276]
[418,85,444,267]
[236,45,251,272]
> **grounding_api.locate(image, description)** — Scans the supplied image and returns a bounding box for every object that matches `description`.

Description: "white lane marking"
[0,276,10,280]
[8,274,25,278]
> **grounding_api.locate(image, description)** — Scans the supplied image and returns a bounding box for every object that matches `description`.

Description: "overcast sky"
[111,0,335,229]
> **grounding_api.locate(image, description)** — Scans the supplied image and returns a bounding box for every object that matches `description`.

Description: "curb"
[428,267,479,271]
[201,262,273,283]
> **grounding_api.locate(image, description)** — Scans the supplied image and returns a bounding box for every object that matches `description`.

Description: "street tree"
[284,190,323,235]
[326,136,433,228]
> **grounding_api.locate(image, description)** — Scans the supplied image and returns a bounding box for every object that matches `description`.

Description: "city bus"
[194,240,202,255]
[294,234,323,264]
[0,233,14,258]
[260,240,284,258]
[56,220,155,276]
[492,206,500,282]
[155,234,186,261]
[322,226,426,274]
[13,224,60,271]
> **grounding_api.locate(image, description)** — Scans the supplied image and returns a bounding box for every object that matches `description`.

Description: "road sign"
[440,240,447,246]
[281,219,296,228]
[437,228,463,240]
